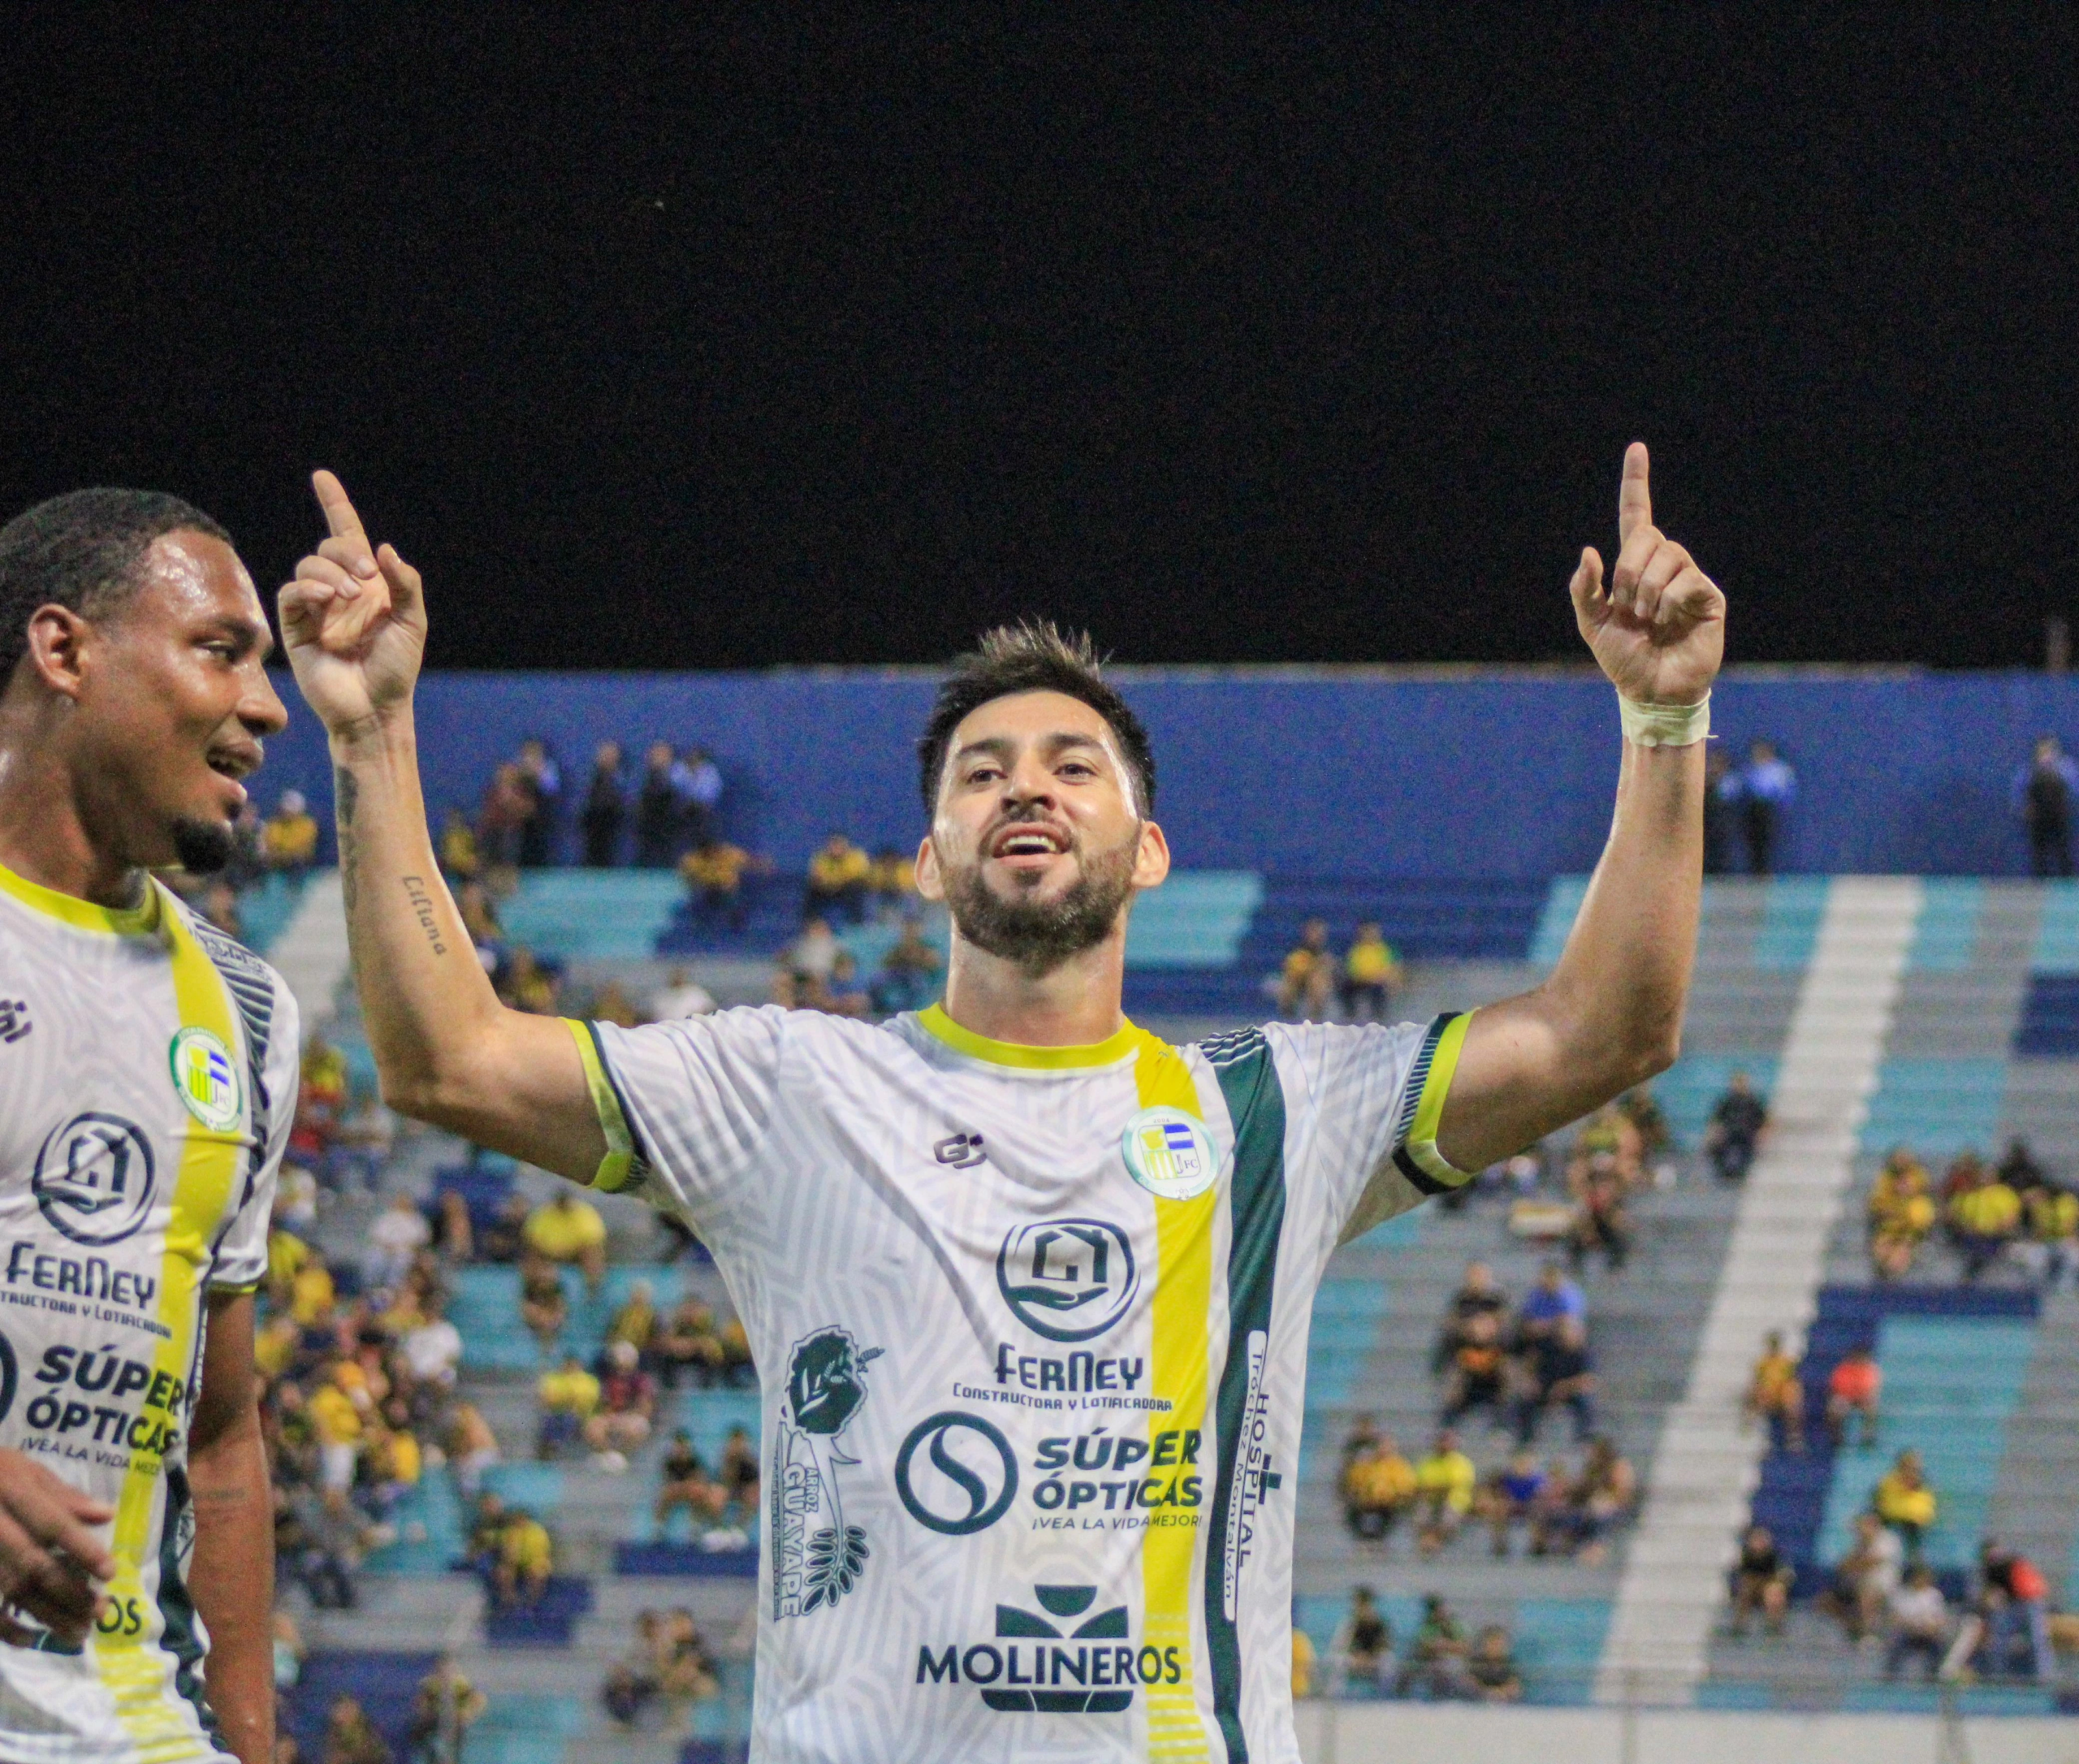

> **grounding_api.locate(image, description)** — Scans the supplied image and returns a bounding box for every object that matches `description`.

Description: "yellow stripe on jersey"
[1396,1010,1478,1188]
[1131,1029,1218,1763]
[97,886,245,1762]
[0,858,162,936]
[565,1019,642,1191]
[915,1004,1142,1070]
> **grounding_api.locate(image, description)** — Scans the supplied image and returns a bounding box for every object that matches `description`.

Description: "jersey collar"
[0,858,162,936]
[916,1003,1143,1070]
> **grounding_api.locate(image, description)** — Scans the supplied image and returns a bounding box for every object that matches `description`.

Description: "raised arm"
[1435,444,1724,1173]
[277,473,607,1182]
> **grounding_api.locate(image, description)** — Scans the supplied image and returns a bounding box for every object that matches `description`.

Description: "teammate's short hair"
[917,620,1156,817]
[0,488,232,682]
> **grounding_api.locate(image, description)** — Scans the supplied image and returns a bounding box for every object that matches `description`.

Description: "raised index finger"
[311,469,368,543]
[1617,441,1652,547]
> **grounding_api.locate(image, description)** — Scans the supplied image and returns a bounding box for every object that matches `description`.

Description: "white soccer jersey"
[577,999,1472,1763]
[0,863,296,1763]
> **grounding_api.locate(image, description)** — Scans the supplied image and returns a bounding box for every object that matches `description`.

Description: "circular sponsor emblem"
[32,1113,158,1246]
[895,1412,1018,1536]
[996,1218,1138,1343]
[168,1027,241,1134]
[1120,1106,1218,1201]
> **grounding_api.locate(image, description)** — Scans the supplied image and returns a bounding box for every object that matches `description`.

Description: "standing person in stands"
[516,737,561,867]
[676,747,724,850]
[1702,746,1735,875]
[1704,1070,1767,1182]
[1338,922,1402,1023]
[2014,736,2078,878]
[579,741,626,867]
[633,742,682,867]
[279,447,1723,1762]
[1275,917,1337,1020]
[1735,738,1796,875]
[0,489,297,1764]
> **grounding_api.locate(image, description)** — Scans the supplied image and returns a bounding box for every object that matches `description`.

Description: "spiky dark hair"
[916,620,1156,817]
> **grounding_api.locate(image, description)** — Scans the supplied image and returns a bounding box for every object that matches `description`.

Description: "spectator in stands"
[456,880,504,971]
[646,966,717,1021]
[585,1340,657,1472]
[1516,1317,1597,1446]
[654,1607,724,1723]
[676,747,724,849]
[1868,1148,1938,1280]
[476,760,533,872]
[273,1610,305,1693]
[719,1425,759,1518]
[445,1402,502,1498]
[867,846,918,919]
[1884,1565,1951,1680]
[1432,1261,1509,1374]
[404,1658,486,1764]
[1394,1595,1471,1700]
[438,806,481,882]
[579,741,627,867]
[536,1353,599,1460]
[1339,923,1403,1023]
[823,949,871,1018]
[806,832,872,923]
[789,916,841,989]
[1341,1432,1417,1544]
[681,838,761,935]
[1412,1429,1477,1555]
[1705,1070,1768,1183]
[1976,1541,2054,1680]
[524,1188,609,1295]
[400,1293,462,1397]
[1733,737,1796,875]
[491,1506,554,1611]
[516,737,561,867]
[601,1614,661,1728]
[495,945,560,1016]
[607,1280,658,1359]
[264,789,321,877]
[1330,1587,1391,1697]
[1276,919,1336,1021]
[656,1429,728,1531]
[519,1252,568,1350]
[653,1296,728,1388]
[1477,1451,1554,1559]
[367,1192,432,1292]
[308,1360,365,1511]
[2014,735,2079,878]
[1744,1331,1807,1452]
[292,1032,351,1175]
[1997,1135,2048,1195]
[1825,1343,1882,1450]
[1465,1626,1523,1703]
[1559,1438,1636,1566]
[1437,1311,1510,1431]
[2020,1180,2079,1289]
[1703,746,1736,875]
[1874,1449,1938,1560]
[1821,1511,1905,1644]
[873,920,944,1015]
[1516,1261,1587,1347]
[633,741,681,865]
[1949,1161,2022,1282]
[1290,1622,1317,1701]
[718,1313,755,1386]
[321,1694,391,1764]
[1728,1523,1793,1638]
[1567,1151,1632,1273]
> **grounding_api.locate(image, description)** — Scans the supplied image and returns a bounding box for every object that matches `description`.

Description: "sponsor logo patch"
[894,1411,1018,1536]
[32,1114,157,1247]
[1120,1107,1217,1200]
[168,1026,241,1133]
[996,1218,1137,1343]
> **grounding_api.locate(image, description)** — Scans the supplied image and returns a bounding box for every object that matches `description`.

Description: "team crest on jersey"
[771,1326,882,1620]
[168,1027,241,1134]
[32,1114,158,1246]
[1120,1107,1218,1200]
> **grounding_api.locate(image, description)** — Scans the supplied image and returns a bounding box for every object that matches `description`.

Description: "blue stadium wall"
[257,669,2079,876]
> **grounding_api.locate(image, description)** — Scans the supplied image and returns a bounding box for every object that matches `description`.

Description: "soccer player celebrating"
[283,446,1720,1763]
[0,493,296,1763]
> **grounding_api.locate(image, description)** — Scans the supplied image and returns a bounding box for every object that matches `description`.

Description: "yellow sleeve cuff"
[564,1019,644,1194]
[1391,1011,1480,1194]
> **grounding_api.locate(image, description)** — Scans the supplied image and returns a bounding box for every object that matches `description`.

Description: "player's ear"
[19,604,92,704]
[1132,819,1170,890]
[914,832,945,903]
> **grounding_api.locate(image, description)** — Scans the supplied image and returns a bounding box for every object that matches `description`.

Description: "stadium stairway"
[1599,878,1921,1706]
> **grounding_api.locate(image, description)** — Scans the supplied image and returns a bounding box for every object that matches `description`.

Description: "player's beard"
[945,832,1138,971]
[171,815,235,876]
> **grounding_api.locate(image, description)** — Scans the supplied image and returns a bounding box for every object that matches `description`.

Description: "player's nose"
[240,662,291,737]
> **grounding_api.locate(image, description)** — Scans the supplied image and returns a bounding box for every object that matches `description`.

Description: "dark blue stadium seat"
[483,1576,595,1647]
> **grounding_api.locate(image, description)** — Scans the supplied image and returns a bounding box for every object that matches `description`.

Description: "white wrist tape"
[1618,690,1710,749]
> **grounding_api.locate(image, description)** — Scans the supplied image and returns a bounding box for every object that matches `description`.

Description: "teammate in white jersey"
[283,448,1723,1762]
[0,490,293,1764]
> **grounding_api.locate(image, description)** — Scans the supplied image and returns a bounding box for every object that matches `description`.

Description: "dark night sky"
[0,8,2073,669]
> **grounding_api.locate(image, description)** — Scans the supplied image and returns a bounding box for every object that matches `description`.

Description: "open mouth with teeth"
[991,825,1071,863]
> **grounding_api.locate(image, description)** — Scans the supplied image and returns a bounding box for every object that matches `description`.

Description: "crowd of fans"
[1864,1138,2077,1286]
[1294,1590,1524,1703]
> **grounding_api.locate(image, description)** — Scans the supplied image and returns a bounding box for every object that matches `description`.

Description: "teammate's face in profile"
[70,531,285,873]
[920,690,1167,966]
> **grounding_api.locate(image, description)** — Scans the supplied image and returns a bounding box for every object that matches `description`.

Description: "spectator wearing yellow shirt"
[1874,1448,1938,1561]
[1869,1149,1937,1280]
[1744,1329,1806,1452]
[680,840,762,934]
[439,806,482,880]
[263,789,320,876]
[524,1190,608,1295]
[1341,1434,1418,1542]
[805,832,871,923]
[1950,1168,2022,1282]
[2020,1183,2079,1288]
[867,847,918,919]
[308,1365,365,1502]
[1339,922,1403,1023]
[1290,1624,1318,1700]
[494,1508,553,1610]
[537,1355,601,1459]
[1413,1428,1478,1556]
[1276,919,1335,1022]
[290,1255,336,1328]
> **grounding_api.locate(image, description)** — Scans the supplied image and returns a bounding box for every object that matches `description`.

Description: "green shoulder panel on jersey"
[187,907,281,1265]
[155,1466,222,1749]
[1199,1027,1289,1763]
[1390,1012,1479,1196]
[566,1019,652,1195]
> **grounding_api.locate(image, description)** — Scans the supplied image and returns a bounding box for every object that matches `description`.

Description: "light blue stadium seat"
[1123,873,1265,968]
[2029,880,2079,975]
[1512,1598,1611,1706]
[463,1692,584,1764]
[1528,877,1592,968]
[1859,1058,2008,1158]
[1753,877,1830,971]
[1908,879,1983,972]
[500,871,688,961]
[483,1462,566,1516]
[362,1469,466,1576]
